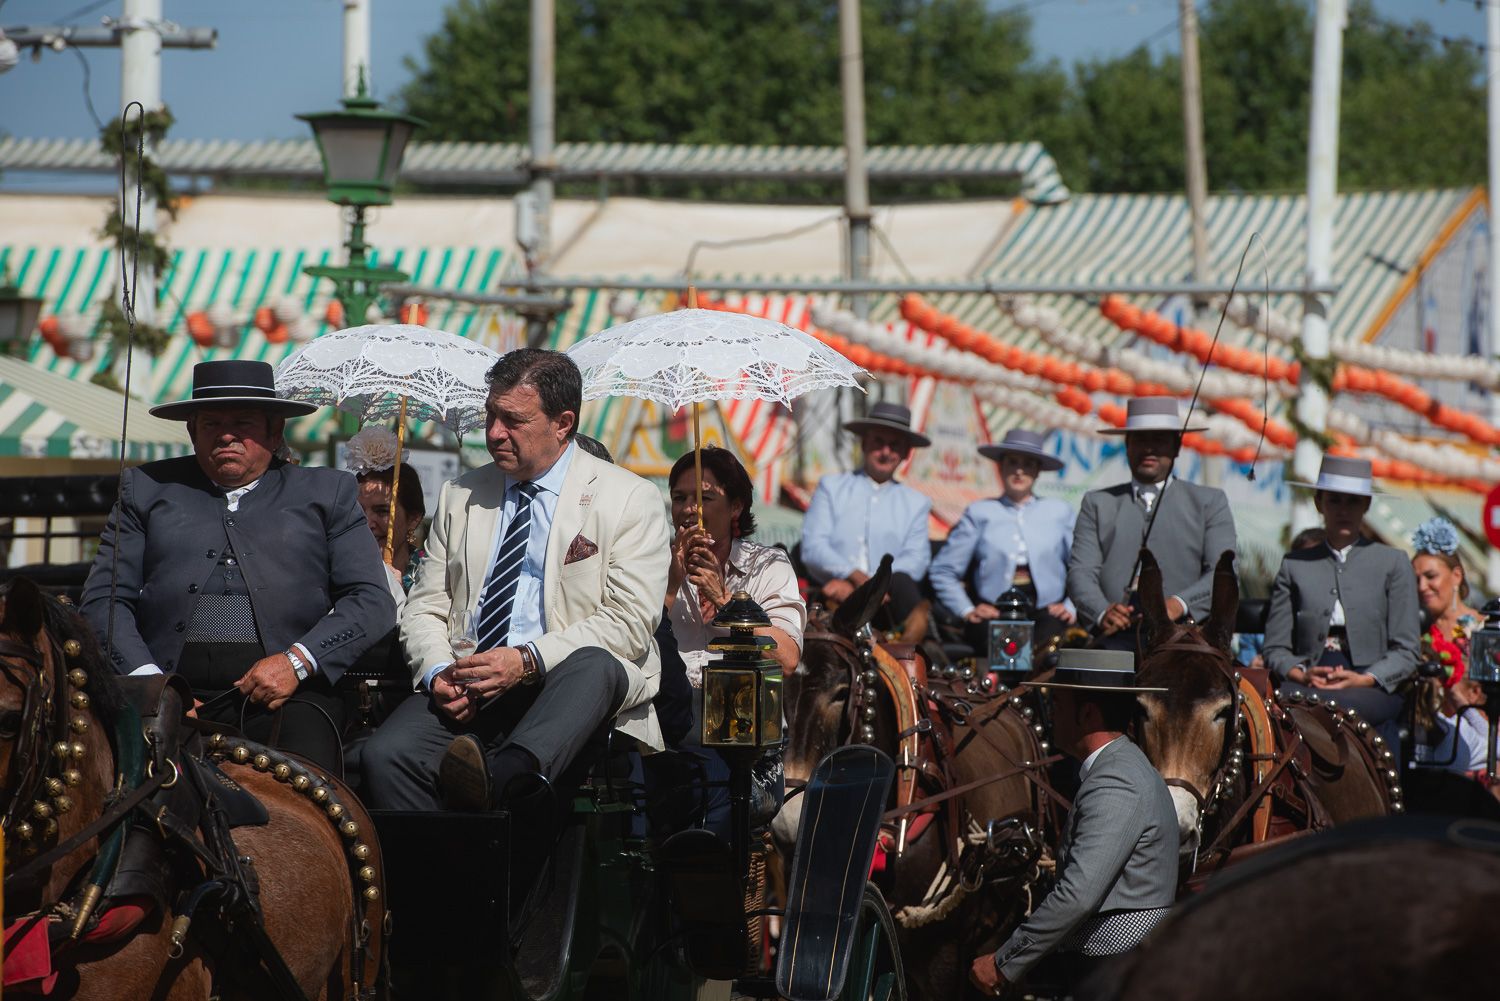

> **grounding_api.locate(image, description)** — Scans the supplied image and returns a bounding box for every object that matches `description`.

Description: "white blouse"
[669,538,807,680]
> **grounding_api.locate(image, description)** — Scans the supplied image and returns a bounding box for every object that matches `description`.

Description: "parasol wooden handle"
[384,395,409,566]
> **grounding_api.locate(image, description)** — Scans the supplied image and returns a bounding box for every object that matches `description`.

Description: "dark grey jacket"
[80,456,395,685]
[1262,538,1420,693]
[994,737,1178,980]
[1066,478,1238,625]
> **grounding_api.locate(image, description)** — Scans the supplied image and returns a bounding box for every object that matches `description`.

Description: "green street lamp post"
[0,268,44,357]
[298,75,425,327]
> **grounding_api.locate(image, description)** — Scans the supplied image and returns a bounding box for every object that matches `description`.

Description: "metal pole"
[517,276,1337,297]
[342,0,370,98]
[1488,0,1500,594]
[1179,0,1210,290]
[839,0,872,322]
[525,0,556,347]
[120,0,161,332]
[825,0,870,469]
[1179,0,1220,487]
[1292,0,1345,534]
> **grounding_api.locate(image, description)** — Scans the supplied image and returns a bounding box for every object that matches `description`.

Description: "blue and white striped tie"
[475,481,540,653]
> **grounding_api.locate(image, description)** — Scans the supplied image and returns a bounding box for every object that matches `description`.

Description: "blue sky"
[0,0,1487,188]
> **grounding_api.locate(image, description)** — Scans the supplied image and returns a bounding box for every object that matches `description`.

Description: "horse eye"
[830,685,850,705]
[0,711,21,739]
[1212,705,1234,722]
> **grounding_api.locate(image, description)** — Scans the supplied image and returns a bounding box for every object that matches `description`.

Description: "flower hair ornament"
[1411,517,1460,557]
[345,426,405,474]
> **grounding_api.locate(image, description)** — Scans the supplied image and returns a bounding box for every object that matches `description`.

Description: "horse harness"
[0,630,378,1000]
[809,626,1065,887]
[1146,626,1403,867]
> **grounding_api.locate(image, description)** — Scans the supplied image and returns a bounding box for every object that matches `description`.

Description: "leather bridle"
[0,629,71,840]
[1141,627,1242,818]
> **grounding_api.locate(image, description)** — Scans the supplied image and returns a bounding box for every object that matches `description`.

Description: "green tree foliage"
[402,0,1486,196]
[401,0,1074,198]
[1068,0,1485,193]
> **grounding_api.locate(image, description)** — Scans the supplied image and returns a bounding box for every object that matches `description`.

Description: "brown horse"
[0,577,384,1000]
[1134,549,1395,870]
[1079,816,1500,1001]
[781,566,1057,1001]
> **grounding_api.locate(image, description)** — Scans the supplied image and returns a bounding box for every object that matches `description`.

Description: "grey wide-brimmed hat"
[150,360,318,421]
[978,428,1064,472]
[1098,397,1208,436]
[1287,455,1380,497]
[1021,649,1167,694]
[843,402,931,447]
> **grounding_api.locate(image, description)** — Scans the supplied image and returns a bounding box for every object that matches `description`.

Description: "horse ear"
[832,554,892,637]
[1202,550,1239,653]
[1137,548,1173,649]
[0,577,47,643]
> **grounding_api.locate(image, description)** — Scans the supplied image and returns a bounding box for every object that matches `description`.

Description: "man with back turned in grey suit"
[969,649,1178,996]
[1067,397,1237,643]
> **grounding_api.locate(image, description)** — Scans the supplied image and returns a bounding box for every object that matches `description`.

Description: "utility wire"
[69,45,104,131]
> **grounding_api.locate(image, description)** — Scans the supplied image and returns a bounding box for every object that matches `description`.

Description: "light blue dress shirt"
[800,471,932,583]
[929,494,1075,619]
[420,441,576,690]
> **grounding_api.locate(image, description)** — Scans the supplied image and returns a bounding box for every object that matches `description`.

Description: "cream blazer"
[401,448,672,750]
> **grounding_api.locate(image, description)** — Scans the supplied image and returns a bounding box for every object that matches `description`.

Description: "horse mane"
[0,580,125,728]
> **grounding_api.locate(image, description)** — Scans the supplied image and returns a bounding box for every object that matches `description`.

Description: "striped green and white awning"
[0,355,190,461]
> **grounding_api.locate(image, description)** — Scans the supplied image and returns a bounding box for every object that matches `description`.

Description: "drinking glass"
[449,608,479,658]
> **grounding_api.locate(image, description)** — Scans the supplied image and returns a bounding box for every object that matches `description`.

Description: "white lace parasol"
[275,324,501,435]
[566,308,866,410]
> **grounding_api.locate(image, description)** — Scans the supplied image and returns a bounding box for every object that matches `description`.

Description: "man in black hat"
[81,360,396,770]
[800,402,932,621]
[969,649,1177,997]
[1067,397,1237,644]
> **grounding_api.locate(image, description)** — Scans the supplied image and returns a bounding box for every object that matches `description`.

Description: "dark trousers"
[360,646,629,812]
[180,641,345,776]
[885,572,924,625]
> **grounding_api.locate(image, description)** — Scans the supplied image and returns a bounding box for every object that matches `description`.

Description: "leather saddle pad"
[1285,704,1347,771]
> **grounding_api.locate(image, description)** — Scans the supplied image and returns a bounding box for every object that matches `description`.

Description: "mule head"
[1135,550,1240,858]
[0,577,48,734]
[778,557,899,854]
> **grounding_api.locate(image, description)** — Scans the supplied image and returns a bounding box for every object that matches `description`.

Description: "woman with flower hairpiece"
[346,426,428,608]
[1410,517,1490,775]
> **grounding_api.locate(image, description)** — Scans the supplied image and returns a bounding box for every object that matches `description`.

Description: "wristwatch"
[285,647,311,683]
[519,645,542,686]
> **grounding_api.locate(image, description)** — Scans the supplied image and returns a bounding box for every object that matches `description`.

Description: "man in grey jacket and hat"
[800,402,932,620]
[970,649,1178,996]
[81,359,396,770]
[1067,397,1237,642]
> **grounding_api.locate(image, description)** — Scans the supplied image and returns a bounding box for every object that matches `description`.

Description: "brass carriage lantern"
[988,584,1035,677]
[1467,598,1500,781]
[703,591,784,749]
[1467,598,1500,686]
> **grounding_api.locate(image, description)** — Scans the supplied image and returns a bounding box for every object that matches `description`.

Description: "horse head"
[1134,548,1239,859]
[0,578,122,906]
[775,556,926,853]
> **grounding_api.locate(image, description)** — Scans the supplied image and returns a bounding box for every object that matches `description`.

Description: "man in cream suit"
[1067,397,1237,641]
[970,650,1178,996]
[362,349,671,811]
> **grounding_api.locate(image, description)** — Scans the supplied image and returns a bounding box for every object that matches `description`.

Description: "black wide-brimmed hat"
[842,402,931,447]
[149,360,318,421]
[978,428,1064,472]
[1021,648,1167,693]
[1098,397,1209,436]
[1287,455,1380,497]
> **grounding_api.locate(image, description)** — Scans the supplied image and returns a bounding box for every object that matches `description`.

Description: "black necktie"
[475,482,540,653]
